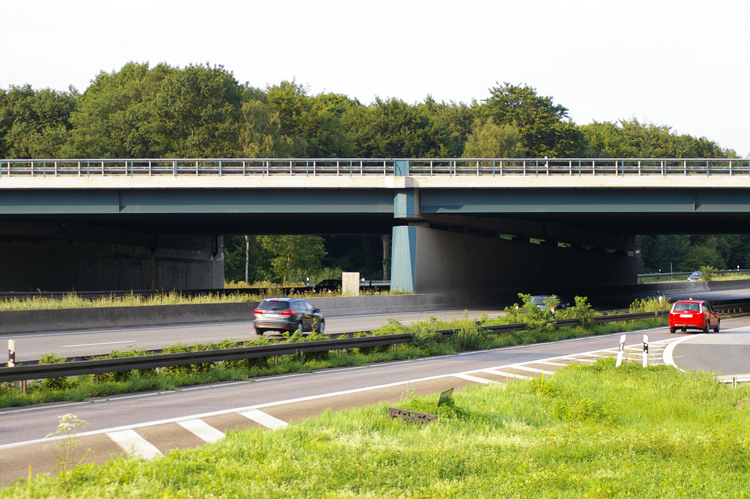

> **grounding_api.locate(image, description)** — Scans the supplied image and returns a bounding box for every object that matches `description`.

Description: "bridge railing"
[0,158,748,178]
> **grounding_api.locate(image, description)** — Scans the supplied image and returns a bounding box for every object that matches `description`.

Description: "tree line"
[0,62,743,283]
[0,62,738,161]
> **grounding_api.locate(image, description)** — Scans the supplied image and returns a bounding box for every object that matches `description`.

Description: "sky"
[3,0,749,157]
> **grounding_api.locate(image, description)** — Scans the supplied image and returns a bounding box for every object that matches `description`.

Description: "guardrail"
[1,158,748,178]
[638,269,750,279]
[0,310,669,383]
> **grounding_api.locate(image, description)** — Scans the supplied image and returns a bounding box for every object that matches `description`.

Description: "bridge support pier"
[390,225,637,295]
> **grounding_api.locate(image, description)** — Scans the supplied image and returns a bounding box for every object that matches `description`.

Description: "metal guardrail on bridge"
[1,158,749,178]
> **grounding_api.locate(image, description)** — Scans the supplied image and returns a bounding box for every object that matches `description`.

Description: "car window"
[303,301,314,312]
[674,302,700,312]
[258,300,290,311]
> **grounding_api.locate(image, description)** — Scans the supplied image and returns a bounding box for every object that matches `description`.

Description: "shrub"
[39,353,69,390]
[699,265,716,282]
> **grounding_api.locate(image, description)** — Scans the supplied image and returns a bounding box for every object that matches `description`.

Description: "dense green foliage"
[637,234,750,273]
[5,359,749,497]
[1,63,737,161]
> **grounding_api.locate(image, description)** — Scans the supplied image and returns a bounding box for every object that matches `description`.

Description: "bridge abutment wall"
[0,225,223,292]
[391,226,637,294]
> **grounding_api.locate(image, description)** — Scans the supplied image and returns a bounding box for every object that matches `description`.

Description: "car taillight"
[254,308,263,314]
[280,309,294,316]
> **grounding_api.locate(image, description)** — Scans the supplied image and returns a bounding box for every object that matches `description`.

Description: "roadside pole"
[615,335,626,367]
[643,335,649,368]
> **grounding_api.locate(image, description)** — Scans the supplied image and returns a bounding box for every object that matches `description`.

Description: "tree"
[150,63,244,157]
[416,97,474,158]
[69,62,244,158]
[0,85,77,158]
[462,119,524,158]
[348,97,450,157]
[480,83,584,157]
[580,119,738,158]
[223,235,273,283]
[258,235,327,284]
[68,62,173,158]
[238,99,306,157]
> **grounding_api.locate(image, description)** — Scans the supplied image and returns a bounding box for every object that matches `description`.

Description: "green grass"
[5,358,750,497]
[0,288,407,312]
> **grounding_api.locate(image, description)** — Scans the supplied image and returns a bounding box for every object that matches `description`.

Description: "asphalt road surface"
[2,309,506,362]
[669,317,750,375]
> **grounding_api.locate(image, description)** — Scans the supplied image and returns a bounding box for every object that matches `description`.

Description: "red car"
[669,299,720,334]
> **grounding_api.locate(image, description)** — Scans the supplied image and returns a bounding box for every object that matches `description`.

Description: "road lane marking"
[482,369,531,380]
[663,334,704,370]
[178,420,225,443]
[513,366,555,375]
[62,340,134,348]
[535,361,567,367]
[453,373,499,384]
[0,333,684,450]
[107,430,162,459]
[241,410,288,430]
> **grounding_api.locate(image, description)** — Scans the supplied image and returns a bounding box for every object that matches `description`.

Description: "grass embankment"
[0,288,405,312]
[5,359,749,497]
[0,294,668,409]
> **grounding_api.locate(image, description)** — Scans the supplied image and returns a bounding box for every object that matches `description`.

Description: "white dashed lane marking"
[241,410,288,430]
[178,419,225,443]
[107,429,162,459]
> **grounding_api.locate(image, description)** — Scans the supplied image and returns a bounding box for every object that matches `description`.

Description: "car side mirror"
[313,308,320,313]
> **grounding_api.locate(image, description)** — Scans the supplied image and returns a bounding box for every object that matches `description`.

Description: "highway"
[2,308,506,362]
[2,314,750,486]
[0,324,678,485]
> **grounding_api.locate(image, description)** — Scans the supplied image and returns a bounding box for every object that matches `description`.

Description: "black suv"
[253,298,325,335]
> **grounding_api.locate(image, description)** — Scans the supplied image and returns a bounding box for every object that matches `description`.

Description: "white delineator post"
[7,339,14,368]
[643,334,649,368]
[615,335,626,367]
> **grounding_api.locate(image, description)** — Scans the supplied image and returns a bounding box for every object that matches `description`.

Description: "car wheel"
[314,319,325,334]
[255,329,265,336]
[714,320,720,333]
[669,327,676,334]
[296,322,304,336]
[703,323,710,334]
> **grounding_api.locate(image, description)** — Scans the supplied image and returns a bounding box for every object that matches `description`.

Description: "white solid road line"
[62,340,134,348]
[513,366,556,376]
[178,419,225,443]
[482,369,532,380]
[663,334,703,369]
[453,373,498,384]
[241,410,288,430]
[107,429,162,460]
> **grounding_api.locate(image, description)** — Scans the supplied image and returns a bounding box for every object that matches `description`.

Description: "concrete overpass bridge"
[1,157,749,294]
